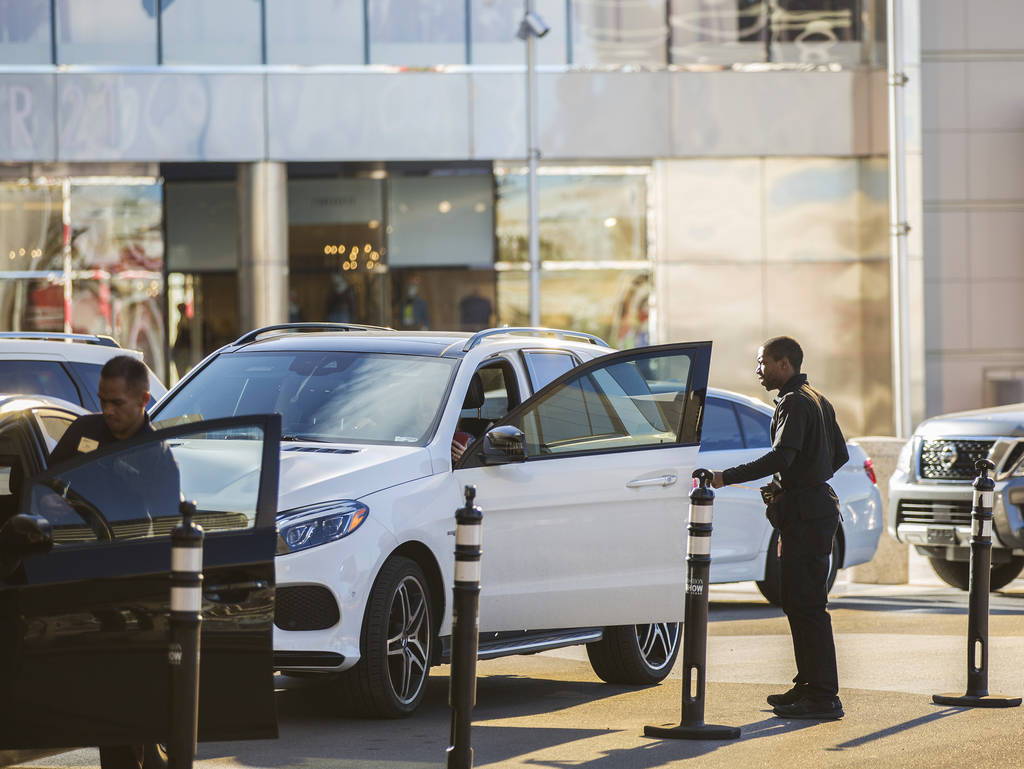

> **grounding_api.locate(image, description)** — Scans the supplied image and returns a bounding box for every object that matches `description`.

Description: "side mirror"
[481,425,527,465]
[0,514,53,578]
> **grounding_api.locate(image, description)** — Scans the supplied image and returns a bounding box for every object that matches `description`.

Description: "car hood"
[277,442,433,511]
[916,403,1024,438]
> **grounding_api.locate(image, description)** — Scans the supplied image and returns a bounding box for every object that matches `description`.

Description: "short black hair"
[100,355,150,393]
[762,336,803,373]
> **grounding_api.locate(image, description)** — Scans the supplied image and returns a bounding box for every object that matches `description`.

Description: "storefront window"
[0,182,64,332]
[70,183,165,382]
[55,0,157,65]
[0,0,52,64]
[571,0,668,67]
[265,0,365,65]
[669,0,768,64]
[495,168,652,346]
[288,177,388,327]
[161,0,262,65]
[368,0,466,65]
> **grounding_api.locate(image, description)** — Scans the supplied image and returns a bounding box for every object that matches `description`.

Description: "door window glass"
[28,422,271,546]
[0,361,81,405]
[35,411,75,453]
[515,349,694,457]
[701,398,744,451]
[737,402,772,448]
[523,351,577,391]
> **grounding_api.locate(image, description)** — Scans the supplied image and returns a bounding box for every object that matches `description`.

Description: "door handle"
[626,474,678,488]
[204,579,270,602]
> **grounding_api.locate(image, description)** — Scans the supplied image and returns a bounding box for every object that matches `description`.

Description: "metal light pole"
[886,0,912,438]
[518,4,549,327]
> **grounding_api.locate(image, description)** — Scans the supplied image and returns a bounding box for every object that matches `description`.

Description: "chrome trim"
[476,630,603,660]
[463,327,609,352]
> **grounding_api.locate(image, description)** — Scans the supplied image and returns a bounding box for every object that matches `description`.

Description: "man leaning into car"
[711,336,848,721]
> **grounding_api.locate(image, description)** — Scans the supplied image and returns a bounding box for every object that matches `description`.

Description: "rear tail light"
[864,458,877,485]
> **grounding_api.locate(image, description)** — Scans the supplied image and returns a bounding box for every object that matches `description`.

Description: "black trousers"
[779,512,840,699]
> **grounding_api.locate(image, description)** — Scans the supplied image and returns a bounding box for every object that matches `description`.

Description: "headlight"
[896,437,915,474]
[277,499,369,554]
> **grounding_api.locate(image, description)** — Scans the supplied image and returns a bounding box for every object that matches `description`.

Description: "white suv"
[0,332,166,408]
[151,324,880,717]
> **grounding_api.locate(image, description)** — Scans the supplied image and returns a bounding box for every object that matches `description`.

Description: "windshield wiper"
[282,434,333,443]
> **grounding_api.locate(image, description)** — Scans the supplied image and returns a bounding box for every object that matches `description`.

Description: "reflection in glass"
[470,0,567,65]
[155,351,459,446]
[669,0,768,64]
[70,184,165,381]
[161,0,262,65]
[368,0,466,65]
[769,0,859,65]
[498,268,651,348]
[55,0,157,65]
[0,183,64,333]
[168,273,238,383]
[266,0,365,64]
[570,0,668,67]
[497,172,647,263]
[0,0,51,64]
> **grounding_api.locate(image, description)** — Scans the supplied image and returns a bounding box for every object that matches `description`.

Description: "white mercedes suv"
[151,323,879,717]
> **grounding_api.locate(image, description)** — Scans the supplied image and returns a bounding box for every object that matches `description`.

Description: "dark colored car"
[0,395,280,767]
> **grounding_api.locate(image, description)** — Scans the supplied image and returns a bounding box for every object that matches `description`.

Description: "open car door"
[0,414,280,750]
[456,342,711,632]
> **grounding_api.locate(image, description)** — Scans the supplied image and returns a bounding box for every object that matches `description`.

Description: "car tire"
[336,556,433,718]
[756,529,840,607]
[586,622,681,685]
[928,556,1024,592]
[98,743,166,769]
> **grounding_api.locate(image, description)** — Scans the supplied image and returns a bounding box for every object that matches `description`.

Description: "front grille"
[896,499,973,527]
[919,439,995,480]
[275,585,340,631]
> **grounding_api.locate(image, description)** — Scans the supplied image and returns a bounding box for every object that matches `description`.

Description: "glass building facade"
[0,0,898,435]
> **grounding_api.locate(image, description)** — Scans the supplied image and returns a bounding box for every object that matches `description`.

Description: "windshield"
[154,350,458,445]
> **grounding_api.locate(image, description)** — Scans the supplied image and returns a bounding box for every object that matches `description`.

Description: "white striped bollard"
[446,485,482,769]
[933,459,1021,708]
[644,468,740,740]
[169,500,204,769]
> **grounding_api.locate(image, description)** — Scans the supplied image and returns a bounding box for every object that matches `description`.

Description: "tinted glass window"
[155,351,457,446]
[701,398,744,451]
[0,0,52,64]
[0,361,81,405]
[69,361,162,411]
[515,350,692,457]
[265,0,364,64]
[29,421,269,545]
[523,351,577,391]
[161,0,262,64]
[367,0,465,65]
[737,402,772,448]
[36,411,75,453]
[55,0,156,65]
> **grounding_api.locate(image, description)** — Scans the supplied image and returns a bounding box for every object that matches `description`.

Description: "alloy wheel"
[633,622,680,671]
[385,575,431,705]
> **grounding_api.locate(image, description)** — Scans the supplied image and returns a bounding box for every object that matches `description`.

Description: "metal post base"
[932,693,1022,708]
[644,723,741,740]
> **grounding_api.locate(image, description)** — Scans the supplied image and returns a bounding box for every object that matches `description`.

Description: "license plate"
[927,527,956,545]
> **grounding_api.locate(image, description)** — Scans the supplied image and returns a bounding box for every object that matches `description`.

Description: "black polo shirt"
[50,413,155,467]
[771,374,848,490]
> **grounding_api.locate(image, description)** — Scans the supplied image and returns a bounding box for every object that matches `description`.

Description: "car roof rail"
[231,322,393,346]
[0,331,120,347]
[462,327,610,352]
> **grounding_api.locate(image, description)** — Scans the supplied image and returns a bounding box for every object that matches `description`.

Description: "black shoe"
[773,696,844,720]
[766,684,808,707]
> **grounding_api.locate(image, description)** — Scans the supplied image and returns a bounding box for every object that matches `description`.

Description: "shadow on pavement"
[826,706,965,751]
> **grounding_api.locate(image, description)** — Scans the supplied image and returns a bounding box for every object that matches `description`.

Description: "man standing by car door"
[711,336,848,721]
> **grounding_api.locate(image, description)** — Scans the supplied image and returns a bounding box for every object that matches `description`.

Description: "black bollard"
[169,500,205,769]
[933,460,1021,708]
[446,485,483,769]
[644,469,740,740]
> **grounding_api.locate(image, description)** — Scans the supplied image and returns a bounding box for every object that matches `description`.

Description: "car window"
[522,351,577,391]
[35,412,76,454]
[28,421,272,546]
[513,349,693,457]
[0,361,82,405]
[736,402,772,448]
[462,364,519,423]
[0,424,33,529]
[701,398,744,451]
[68,361,161,410]
[154,351,458,446]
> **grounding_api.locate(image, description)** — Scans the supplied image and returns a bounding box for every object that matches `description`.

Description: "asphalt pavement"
[19,551,1024,769]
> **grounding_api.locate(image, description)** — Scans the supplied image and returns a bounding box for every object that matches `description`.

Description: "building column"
[237,161,288,332]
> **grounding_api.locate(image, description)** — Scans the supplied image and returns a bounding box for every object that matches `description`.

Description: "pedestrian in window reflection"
[711,337,848,721]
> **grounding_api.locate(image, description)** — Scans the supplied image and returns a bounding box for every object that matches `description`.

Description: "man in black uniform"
[712,336,848,720]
